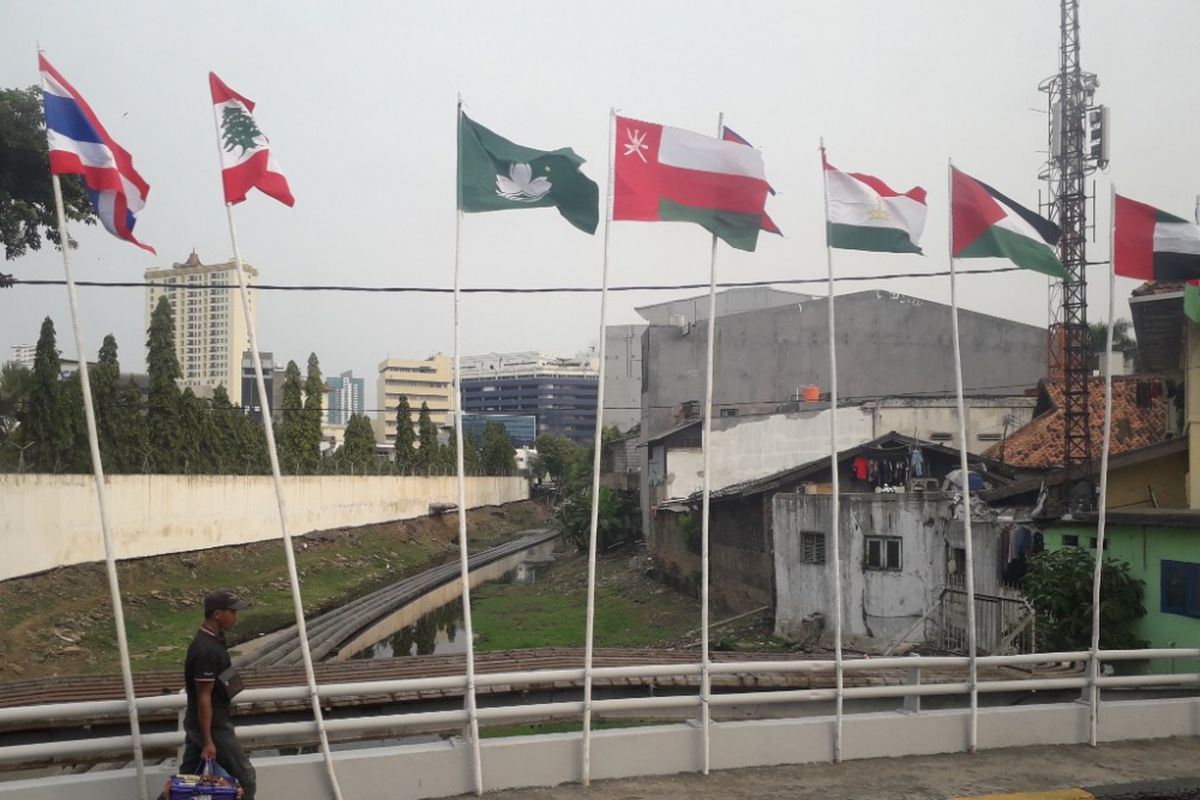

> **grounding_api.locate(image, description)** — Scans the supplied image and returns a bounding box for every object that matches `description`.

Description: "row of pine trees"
[0,296,517,476]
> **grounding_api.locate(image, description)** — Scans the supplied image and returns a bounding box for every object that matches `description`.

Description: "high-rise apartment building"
[375,355,454,445]
[325,370,365,426]
[9,344,36,369]
[144,252,255,404]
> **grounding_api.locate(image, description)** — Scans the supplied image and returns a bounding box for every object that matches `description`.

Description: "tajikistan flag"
[209,73,294,207]
[951,167,1064,278]
[823,155,926,254]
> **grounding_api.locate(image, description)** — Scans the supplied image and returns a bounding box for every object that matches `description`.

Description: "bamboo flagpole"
[581,107,618,786]
[818,140,846,763]
[696,110,725,776]
[49,175,149,800]
[946,157,980,753]
[453,94,486,796]
[209,104,345,800]
[1088,182,1117,746]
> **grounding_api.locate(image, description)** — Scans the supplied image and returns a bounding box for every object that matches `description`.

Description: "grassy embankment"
[0,502,551,680]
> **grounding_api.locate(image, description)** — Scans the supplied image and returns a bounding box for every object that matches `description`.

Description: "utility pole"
[1038,0,1109,510]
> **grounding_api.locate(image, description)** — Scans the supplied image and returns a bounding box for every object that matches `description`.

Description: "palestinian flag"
[458,113,599,234]
[823,155,926,254]
[951,167,1064,278]
[210,73,294,207]
[613,115,770,252]
[1113,194,1200,283]
[1186,281,1200,324]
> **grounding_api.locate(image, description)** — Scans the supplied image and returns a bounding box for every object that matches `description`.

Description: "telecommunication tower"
[1038,0,1109,508]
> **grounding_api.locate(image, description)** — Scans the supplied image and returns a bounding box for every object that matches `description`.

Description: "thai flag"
[721,125,782,236]
[38,54,154,253]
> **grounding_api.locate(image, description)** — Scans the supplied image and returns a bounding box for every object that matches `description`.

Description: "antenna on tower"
[1037,0,1109,510]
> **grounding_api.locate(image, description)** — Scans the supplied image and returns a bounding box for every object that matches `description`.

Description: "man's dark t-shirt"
[185,627,232,713]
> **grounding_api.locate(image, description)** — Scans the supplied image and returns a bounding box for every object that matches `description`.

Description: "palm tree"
[1088,319,1137,373]
[0,361,33,441]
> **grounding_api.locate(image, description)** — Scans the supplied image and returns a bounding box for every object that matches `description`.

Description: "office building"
[458,350,599,444]
[144,252,255,405]
[375,355,454,445]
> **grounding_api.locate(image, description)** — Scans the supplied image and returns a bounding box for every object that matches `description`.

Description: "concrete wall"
[773,494,953,643]
[1106,449,1189,510]
[640,290,1047,441]
[869,396,1036,454]
[7,698,1198,800]
[602,324,646,434]
[0,474,528,581]
[652,407,876,503]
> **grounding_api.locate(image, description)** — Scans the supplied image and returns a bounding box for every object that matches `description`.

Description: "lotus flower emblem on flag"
[495,162,551,202]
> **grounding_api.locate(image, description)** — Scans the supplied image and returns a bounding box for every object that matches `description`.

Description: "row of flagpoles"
[34,48,1200,798]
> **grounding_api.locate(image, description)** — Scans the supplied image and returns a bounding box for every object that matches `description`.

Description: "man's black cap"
[203,588,250,616]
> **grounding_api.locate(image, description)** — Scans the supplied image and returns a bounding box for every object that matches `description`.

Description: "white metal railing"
[2,647,1197,767]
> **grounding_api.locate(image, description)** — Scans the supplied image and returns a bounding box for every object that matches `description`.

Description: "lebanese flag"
[613,115,770,252]
[1113,194,1200,282]
[209,73,294,207]
[950,167,1064,278]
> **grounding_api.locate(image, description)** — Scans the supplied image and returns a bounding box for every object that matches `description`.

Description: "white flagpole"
[696,110,724,776]
[1088,183,1117,746]
[947,158,979,753]
[210,104,345,800]
[50,174,149,800]
[818,140,845,763]
[581,107,617,786]
[453,94,486,795]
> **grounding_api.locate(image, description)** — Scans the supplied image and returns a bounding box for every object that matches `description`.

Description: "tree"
[480,421,516,475]
[91,334,138,473]
[23,317,71,471]
[555,485,641,552]
[533,433,583,485]
[177,388,220,474]
[1088,318,1137,372]
[302,353,324,472]
[0,360,33,459]
[0,86,97,282]
[415,402,438,471]
[462,429,482,474]
[209,385,241,473]
[1023,547,1146,651]
[146,296,183,472]
[275,360,307,473]
[392,395,416,470]
[339,414,376,474]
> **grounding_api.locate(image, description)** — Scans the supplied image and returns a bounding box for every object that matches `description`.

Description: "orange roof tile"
[982,376,1169,469]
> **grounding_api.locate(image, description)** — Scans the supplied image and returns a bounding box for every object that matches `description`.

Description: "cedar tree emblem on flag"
[209,72,294,207]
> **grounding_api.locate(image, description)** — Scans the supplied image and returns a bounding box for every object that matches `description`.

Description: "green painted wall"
[1043,523,1200,672]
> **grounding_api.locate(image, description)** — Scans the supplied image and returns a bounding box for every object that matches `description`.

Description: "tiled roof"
[1131,280,1186,297]
[982,376,1170,469]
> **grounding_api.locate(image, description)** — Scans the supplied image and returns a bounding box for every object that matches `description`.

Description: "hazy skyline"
[3,1,1198,401]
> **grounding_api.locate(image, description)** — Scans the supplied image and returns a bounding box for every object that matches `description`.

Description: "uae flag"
[823,155,926,254]
[613,115,770,252]
[951,167,1064,278]
[210,73,294,207]
[1113,194,1200,282]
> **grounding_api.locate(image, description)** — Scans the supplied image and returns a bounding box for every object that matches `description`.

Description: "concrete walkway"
[477,738,1200,800]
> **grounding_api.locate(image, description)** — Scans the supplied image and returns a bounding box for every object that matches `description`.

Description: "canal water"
[348,551,555,660]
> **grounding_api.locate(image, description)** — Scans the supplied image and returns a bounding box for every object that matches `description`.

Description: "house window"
[801,532,825,565]
[930,432,953,442]
[977,432,1002,441]
[1088,537,1108,550]
[865,536,902,571]
[719,408,738,418]
[1062,534,1079,547]
[1161,561,1200,618]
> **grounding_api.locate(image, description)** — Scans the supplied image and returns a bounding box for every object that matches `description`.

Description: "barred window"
[801,532,826,565]
[865,536,902,571]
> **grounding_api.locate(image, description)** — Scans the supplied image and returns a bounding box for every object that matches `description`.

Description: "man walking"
[169,588,256,799]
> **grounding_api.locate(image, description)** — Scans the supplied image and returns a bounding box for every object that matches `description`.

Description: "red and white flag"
[209,72,294,207]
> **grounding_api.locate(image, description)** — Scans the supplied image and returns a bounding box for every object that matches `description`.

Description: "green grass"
[470,550,699,651]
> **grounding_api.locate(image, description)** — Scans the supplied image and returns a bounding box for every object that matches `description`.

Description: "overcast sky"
[3,1,1197,400]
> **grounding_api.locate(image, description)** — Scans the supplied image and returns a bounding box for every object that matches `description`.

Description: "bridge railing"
[2,647,1198,766]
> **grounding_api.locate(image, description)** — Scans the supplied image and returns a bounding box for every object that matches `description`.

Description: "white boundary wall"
[4,697,1197,800]
[0,474,528,582]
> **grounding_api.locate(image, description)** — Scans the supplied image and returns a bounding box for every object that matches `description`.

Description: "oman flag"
[210,73,294,207]
[613,115,770,252]
[950,167,1064,278]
